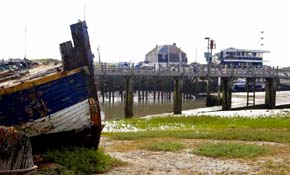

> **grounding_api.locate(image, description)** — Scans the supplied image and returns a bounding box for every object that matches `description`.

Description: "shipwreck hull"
[0,20,102,151]
[0,68,91,137]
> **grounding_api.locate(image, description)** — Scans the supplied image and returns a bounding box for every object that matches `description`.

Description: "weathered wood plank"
[0,126,35,171]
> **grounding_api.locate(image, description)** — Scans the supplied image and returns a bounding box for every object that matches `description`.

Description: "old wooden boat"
[0,20,102,150]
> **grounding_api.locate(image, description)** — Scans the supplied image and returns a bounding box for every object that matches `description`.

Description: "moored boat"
[232,78,265,92]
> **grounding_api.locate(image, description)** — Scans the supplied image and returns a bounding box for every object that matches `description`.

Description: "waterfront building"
[145,43,188,65]
[214,48,269,67]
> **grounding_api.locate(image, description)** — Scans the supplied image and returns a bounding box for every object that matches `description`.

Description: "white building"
[214,48,269,67]
[145,43,187,65]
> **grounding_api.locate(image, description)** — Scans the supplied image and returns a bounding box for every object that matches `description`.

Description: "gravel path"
[101,150,253,175]
[99,138,264,175]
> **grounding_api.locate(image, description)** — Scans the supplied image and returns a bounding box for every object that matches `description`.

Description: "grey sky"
[0,0,289,67]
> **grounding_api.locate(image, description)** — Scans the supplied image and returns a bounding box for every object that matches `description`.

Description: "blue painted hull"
[0,70,89,127]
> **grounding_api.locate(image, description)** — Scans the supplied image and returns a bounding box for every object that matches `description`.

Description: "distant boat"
[232,78,265,92]
[0,21,102,148]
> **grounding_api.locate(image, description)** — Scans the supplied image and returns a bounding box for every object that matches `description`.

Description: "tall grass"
[41,147,121,175]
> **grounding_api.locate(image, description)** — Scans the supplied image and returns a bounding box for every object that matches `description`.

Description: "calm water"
[100,95,206,120]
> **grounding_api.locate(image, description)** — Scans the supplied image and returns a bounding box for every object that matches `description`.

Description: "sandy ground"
[99,138,290,175]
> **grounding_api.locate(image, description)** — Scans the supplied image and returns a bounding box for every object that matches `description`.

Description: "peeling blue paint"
[0,72,89,126]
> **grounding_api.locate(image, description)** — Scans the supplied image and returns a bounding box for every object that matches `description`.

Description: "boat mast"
[83,4,86,21]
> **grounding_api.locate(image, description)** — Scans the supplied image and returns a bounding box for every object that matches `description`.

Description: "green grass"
[39,147,121,175]
[104,128,290,143]
[104,115,290,143]
[192,142,270,158]
[108,115,290,130]
[142,142,185,152]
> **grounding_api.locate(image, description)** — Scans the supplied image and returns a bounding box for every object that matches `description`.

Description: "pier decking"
[94,64,290,79]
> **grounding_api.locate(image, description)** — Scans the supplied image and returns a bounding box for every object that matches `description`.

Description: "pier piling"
[222,77,232,110]
[124,77,134,118]
[265,78,277,109]
[173,78,183,114]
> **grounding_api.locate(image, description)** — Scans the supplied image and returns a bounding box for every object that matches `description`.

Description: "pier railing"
[94,63,290,79]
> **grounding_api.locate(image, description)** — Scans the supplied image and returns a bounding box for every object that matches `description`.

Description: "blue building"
[215,48,269,67]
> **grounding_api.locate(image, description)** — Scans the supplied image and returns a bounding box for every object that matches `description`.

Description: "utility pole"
[204,37,216,106]
[204,37,210,63]
[204,37,211,106]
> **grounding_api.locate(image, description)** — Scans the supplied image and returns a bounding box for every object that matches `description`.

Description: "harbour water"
[100,91,290,121]
[100,94,205,120]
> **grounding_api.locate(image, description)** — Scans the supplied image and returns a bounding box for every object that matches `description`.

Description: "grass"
[104,128,290,143]
[192,142,270,158]
[142,141,185,152]
[109,116,290,130]
[259,160,290,175]
[104,115,290,143]
[38,147,122,175]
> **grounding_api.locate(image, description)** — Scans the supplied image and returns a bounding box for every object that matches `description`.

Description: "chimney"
[173,43,176,46]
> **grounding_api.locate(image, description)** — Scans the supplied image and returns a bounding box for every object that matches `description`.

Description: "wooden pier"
[94,63,290,118]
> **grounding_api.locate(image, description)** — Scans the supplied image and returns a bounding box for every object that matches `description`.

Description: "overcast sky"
[0,0,289,67]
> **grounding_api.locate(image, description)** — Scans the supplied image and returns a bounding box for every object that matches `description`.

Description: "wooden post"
[112,77,115,102]
[168,79,172,101]
[145,79,148,101]
[101,76,105,102]
[108,78,111,102]
[69,21,102,149]
[217,77,221,103]
[158,79,160,101]
[142,78,145,101]
[124,77,134,118]
[161,79,164,101]
[166,79,170,100]
[265,78,277,109]
[138,79,141,101]
[153,78,156,101]
[222,77,232,110]
[120,89,123,102]
[173,78,183,114]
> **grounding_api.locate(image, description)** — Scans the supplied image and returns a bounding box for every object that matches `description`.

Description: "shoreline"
[143,90,290,119]
[102,91,290,132]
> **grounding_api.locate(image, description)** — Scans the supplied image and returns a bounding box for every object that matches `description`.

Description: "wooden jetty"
[94,63,290,117]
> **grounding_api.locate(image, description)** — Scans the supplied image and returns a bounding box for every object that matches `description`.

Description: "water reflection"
[101,96,205,121]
